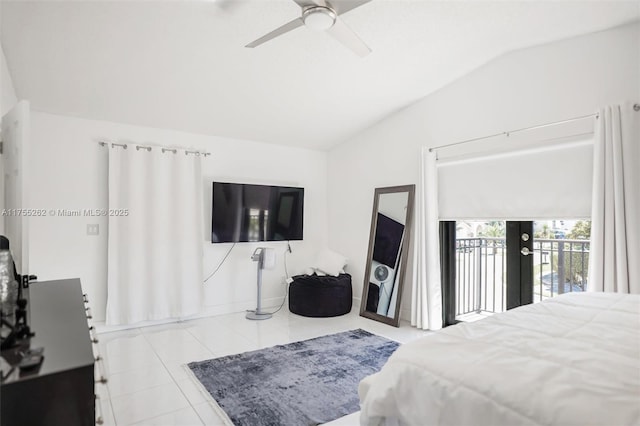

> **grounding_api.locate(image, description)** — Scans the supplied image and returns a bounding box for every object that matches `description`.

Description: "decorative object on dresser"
[188,329,399,426]
[0,235,35,351]
[360,185,415,327]
[0,249,19,318]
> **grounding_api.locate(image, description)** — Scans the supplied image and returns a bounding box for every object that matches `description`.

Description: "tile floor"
[95,307,431,426]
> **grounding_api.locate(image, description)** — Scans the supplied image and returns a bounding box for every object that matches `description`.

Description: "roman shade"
[436,118,595,220]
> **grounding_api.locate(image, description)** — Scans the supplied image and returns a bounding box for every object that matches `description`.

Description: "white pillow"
[313,248,348,277]
[303,267,328,277]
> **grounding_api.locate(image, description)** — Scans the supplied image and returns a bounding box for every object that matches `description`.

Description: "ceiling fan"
[245,0,373,57]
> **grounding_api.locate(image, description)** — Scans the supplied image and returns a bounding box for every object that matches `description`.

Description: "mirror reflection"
[361,185,415,327]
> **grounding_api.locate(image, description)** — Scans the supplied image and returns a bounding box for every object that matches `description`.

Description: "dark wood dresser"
[1,278,95,426]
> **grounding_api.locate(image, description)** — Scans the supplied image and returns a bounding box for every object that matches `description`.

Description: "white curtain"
[588,105,637,293]
[106,146,204,325]
[411,147,442,330]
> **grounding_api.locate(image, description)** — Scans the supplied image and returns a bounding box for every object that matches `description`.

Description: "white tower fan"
[246,248,276,320]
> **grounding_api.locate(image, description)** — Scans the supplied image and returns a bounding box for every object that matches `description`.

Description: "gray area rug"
[188,329,400,426]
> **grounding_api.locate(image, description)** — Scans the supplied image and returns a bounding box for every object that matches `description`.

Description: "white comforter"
[359,292,640,426]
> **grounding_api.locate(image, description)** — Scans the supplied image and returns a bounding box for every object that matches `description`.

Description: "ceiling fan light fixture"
[302,6,337,31]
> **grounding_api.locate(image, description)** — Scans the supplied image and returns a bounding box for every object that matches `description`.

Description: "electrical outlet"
[87,224,99,236]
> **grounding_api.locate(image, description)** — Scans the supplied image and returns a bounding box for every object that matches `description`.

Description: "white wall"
[327,22,640,320]
[1,44,17,117]
[1,22,19,234]
[28,112,328,323]
[1,0,19,232]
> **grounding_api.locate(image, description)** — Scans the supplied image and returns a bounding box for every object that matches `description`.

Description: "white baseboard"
[352,296,361,312]
[94,296,285,334]
[400,307,411,323]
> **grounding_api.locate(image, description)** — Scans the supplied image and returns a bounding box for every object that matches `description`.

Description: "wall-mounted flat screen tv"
[211,182,304,243]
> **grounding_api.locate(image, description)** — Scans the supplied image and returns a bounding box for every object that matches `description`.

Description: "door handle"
[521,247,532,256]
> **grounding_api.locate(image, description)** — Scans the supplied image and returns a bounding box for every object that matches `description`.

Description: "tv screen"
[372,213,404,268]
[211,182,304,243]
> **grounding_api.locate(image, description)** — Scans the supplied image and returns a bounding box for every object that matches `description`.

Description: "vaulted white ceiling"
[1,1,638,150]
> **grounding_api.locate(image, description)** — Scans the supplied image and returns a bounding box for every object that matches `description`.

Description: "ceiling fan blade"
[328,0,372,16]
[292,0,327,8]
[245,17,305,48]
[213,0,240,11]
[326,17,371,57]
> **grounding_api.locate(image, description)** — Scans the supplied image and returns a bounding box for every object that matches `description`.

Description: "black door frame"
[440,221,457,327]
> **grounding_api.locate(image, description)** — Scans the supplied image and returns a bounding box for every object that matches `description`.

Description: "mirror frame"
[359,184,415,327]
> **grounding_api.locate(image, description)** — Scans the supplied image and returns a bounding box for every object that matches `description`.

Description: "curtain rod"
[429,112,599,153]
[97,140,211,157]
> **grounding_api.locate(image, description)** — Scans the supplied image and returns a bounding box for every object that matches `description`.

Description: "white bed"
[359,292,640,426]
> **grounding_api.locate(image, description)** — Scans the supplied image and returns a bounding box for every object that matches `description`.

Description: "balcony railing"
[455,237,589,318]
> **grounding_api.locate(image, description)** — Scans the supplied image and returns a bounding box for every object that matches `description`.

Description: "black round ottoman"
[289,273,352,317]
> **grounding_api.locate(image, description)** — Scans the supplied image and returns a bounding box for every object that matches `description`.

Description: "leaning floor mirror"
[360,185,415,327]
